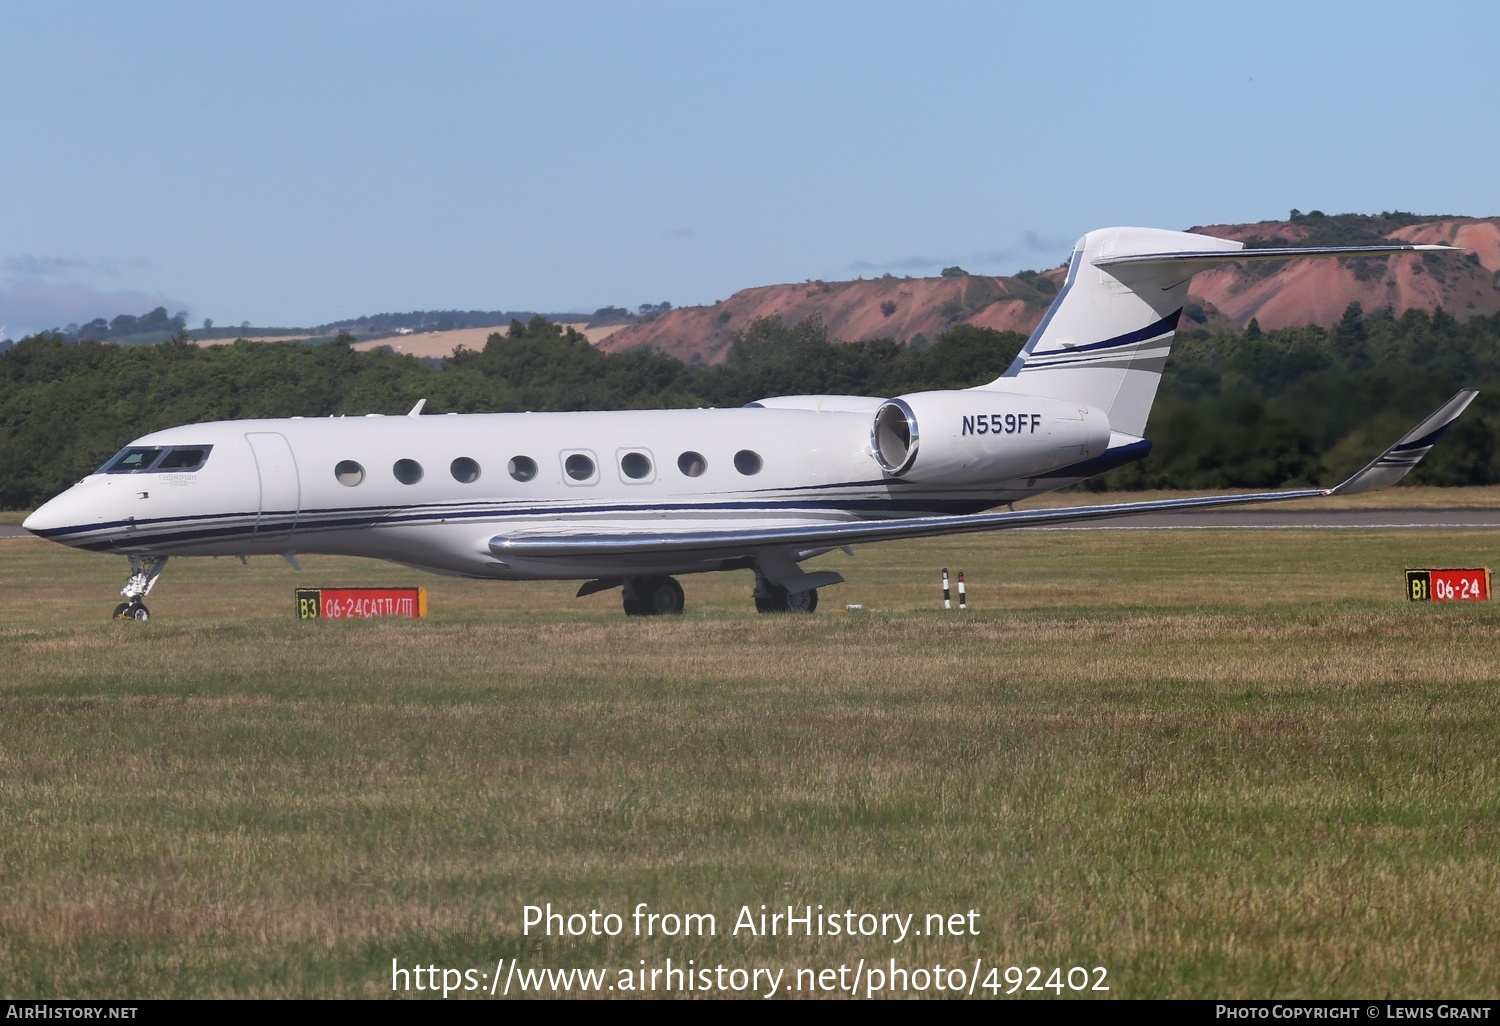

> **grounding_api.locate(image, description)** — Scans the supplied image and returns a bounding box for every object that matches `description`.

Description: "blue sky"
[3,1,1496,339]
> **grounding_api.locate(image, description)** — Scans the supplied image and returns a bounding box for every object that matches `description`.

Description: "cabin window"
[564,453,597,482]
[100,447,165,474]
[334,460,365,486]
[393,459,424,485]
[677,451,707,477]
[733,449,763,475]
[508,456,538,482]
[450,457,480,483]
[155,446,213,472]
[620,451,652,481]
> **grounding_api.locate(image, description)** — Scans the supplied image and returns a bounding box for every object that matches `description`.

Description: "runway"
[4,509,1499,540]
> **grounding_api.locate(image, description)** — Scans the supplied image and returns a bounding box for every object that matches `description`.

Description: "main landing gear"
[113,555,168,621]
[622,575,685,616]
[753,572,818,614]
[580,570,822,617]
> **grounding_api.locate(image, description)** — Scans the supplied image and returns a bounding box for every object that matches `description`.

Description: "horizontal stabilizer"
[1094,242,1458,271]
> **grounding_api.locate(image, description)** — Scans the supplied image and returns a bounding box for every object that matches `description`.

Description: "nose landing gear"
[113,555,168,621]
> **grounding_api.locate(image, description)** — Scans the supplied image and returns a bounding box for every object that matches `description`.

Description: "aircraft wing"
[489,390,1477,570]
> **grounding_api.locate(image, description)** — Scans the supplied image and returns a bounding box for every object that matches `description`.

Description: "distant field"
[1,526,1498,998]
[349,322,627,360]
[194,333,319,346]
[182,322,627,359]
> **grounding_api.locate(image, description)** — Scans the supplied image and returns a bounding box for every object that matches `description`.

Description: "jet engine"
[870,390,1110,486]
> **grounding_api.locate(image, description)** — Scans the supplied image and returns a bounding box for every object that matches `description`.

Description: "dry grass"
[1,527,1498,998]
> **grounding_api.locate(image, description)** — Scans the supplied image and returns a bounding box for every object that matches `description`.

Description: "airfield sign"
[296,586,429,619]
[1406,568,1490,603]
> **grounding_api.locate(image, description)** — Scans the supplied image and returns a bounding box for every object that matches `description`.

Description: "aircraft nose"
[23,490,89,541]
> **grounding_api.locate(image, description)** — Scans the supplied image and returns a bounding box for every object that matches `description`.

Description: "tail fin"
[984,226,1456,437]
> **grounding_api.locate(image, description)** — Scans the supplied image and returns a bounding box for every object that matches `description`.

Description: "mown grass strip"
[0,529,1496,997]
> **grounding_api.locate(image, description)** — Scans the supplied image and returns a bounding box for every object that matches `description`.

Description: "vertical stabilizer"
[983,227,1455,439]
[985,227,1241,437]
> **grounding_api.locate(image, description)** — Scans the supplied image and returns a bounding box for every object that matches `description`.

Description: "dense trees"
[1096,306,1500,489]
[3,304,1498,510]
[60,306,188,343]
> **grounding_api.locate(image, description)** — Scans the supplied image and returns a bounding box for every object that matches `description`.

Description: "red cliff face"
[597,272,1063,364]
[599,217,1500,363]
[1185,218,1500,330]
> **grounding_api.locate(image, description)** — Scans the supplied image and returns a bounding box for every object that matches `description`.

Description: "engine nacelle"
[870,390,1110,485]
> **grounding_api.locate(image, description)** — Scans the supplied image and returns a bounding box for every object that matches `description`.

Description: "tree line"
[2,305,1497,509]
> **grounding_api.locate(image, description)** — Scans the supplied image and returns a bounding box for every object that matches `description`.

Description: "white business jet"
[24,227,1476,619]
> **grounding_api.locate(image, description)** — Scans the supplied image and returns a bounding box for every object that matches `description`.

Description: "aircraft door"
[245,432,301,538]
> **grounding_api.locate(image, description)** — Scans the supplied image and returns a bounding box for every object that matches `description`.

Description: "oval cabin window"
[508,456,538,482]
[335,460,365,486]
[678,451,707,477]
[620,452,652,480]
[565,454,595,481]
[450,457,480,483]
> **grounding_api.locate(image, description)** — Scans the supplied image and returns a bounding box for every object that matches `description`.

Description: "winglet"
[1331,389,1479,495]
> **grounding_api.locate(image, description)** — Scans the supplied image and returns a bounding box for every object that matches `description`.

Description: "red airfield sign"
[296,587,428,619]
[1406,569,1490,603]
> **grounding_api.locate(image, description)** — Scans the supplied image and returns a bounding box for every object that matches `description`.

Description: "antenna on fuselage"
[407,398,426,417]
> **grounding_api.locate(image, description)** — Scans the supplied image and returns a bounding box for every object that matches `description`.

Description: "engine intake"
[871,398,919,475]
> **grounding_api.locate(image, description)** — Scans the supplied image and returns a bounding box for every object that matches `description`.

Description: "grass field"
[1,523,1498,999]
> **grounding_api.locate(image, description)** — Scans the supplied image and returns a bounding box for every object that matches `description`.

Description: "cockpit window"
[101,447,165,474]
[156,447,212,471]
[99,445,213,474]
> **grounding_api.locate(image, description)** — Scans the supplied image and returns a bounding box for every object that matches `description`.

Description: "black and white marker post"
[942,568,951,610]
[957,571,967,610]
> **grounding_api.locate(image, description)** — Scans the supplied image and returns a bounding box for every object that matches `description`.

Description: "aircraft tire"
[755,585,818,614]
[787,588,818,614]
[113,602,133,619]
[623,576,683,615]
[644,576,685,615]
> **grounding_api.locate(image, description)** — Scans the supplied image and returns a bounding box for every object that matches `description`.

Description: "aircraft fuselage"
[25,404,1091,581]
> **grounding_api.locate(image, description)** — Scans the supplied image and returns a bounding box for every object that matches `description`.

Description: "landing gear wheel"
[754,583,818,614]
[114,601,149,621]
[622,576,685,616]
[785,588,818,614]
[646,576,685,615]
